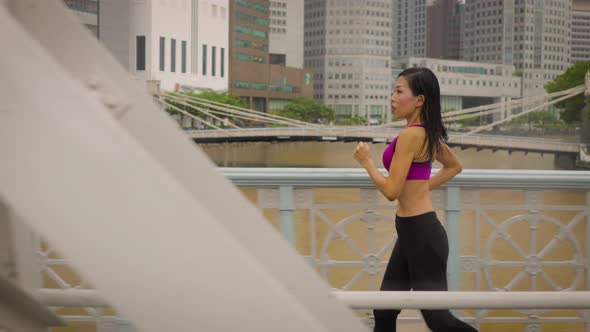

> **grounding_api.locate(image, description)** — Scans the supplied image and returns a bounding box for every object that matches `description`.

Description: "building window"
[171,39,176,72]
[159,37,165,71]
[202,44,207,75]
[136,36,146,71]
[181,41,187,73]
[212,46,216,76]
[221,47,225,77]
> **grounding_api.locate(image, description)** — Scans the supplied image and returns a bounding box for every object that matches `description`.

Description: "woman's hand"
[353,142,373,168]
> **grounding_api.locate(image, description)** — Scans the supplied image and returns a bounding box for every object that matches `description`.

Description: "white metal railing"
[34,168,590,331]
[37,288,590,310]
[333,291,590,309]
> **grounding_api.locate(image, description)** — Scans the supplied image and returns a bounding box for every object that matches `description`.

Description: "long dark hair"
[398,67,448,162]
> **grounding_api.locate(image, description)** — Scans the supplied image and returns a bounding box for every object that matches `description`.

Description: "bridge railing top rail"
[220,168,590,189]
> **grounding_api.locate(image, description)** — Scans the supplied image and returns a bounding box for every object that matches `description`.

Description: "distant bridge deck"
[186,127,581,155]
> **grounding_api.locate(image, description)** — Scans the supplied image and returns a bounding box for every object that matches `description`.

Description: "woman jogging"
[353,67,477,332]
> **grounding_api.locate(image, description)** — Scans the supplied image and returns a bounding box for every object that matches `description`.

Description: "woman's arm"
[429,143,463,190]
[353,129,420,201]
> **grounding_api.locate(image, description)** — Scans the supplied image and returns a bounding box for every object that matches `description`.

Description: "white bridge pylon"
[0,1,369,332]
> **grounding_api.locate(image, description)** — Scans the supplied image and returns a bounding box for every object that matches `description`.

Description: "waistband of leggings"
[395,211,438,223]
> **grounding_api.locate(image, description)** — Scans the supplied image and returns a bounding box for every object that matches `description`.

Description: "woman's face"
[391,76,421,120]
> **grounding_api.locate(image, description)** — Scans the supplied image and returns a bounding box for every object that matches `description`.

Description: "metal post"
[445,186,461,293]
[279,186,296,246]
[445,186,462,318]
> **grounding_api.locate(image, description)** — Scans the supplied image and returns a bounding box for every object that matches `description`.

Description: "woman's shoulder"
[396,127,426,154]
[398,126,426,141]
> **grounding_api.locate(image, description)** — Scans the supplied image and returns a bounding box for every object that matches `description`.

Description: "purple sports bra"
[382,124,432,180]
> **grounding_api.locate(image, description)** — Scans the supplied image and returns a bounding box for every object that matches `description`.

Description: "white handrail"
[38,289,590,309]
[333,291,590,309]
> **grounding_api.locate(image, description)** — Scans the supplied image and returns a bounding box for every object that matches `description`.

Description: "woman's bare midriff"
[395,180,433,217]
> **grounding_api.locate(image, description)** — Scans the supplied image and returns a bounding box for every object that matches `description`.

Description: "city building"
[305,0,392,121]
[99,0,229,92]
[269,0,304,68]
[463,0,573,97]
[426,0,464,60]
[230,0,313,111]
[572,0,590,63]
[392,57,522,121]
[392,0,428,57]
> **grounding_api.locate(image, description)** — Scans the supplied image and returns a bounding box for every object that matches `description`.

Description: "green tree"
[528,111,559,127]
[545,62,590,123]
[272,98,335,124]
[520,110,565,129]
[505,110,565,130]
[166,90,247,113]
[458,117,478,127]
[189,91,248,108]
[334,116,367,126]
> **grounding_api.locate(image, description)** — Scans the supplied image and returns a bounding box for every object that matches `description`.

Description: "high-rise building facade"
[99,0,229,92]
[426,0,464,60]
[269,0,304,68]
[392,0,428,57]
[304,0,392,121]
[572,0,590,63]
[229,0,271,110]
[427,0,453,59]
[463,0,573,97]
[447,1,465,60]
[229,0,313,112]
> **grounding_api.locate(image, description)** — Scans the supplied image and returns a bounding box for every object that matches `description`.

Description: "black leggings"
[373,212,477,332]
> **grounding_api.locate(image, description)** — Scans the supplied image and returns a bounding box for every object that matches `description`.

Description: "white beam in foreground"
[38,289,590,310]
[334,291,590,309]
[38,289,109,308]
[0,2,367,332]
